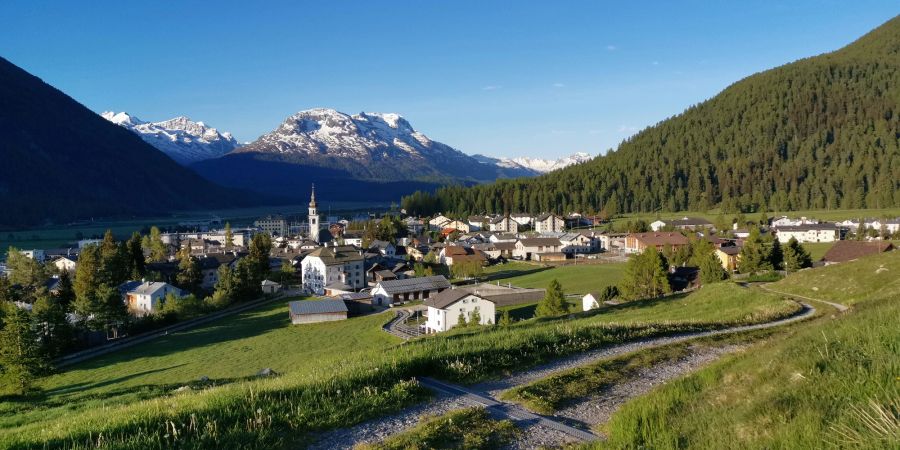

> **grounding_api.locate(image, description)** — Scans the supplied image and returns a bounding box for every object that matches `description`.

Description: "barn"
[288,299,348,325]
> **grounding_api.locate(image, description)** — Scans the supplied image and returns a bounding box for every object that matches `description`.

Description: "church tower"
[308,184,320,243]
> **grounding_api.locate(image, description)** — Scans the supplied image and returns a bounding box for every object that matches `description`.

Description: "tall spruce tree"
[783,237,813,273]
[176,248,202,293]
[536,279,569,317]
[620,247,671,300]
[224,222,234,247]
[127,232,146,279]
[0,307,47,394]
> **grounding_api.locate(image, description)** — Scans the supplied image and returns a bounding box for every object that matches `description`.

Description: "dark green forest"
[403,16,900,217]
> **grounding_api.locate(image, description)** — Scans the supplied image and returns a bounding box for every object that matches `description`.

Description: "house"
[565,213,587,229]
[510,213,534,227]
[429,215,452,231]
[254,215,289,236]
[473,241,516,260]
[582,292,602,311]
[51,255,78,273]
[373,269,398,282]
[442,220,471,234]
[467,216,490,231]
[772,216,818,227]
[650,217,714,232]
[822,241,894,264]
[261,279,282,294]
[404,217,425,235]
[120,281,185,316]
[371,275,451,306]
[341,231,364,247]
[534,213,565,233]
[715,245,742,272]
[774,224,841,243]
[440,246,488,266]
[533,252,567,262]
[424,288,496,333]
[19,249,46,263]
[288,299,348,324]
[367,240,397,258]
[624,232,690,254]
[489,215,518,233]
[557,232,596,254]
[514,238,563,260]
[301,245,366,295]
[406,245,429,262]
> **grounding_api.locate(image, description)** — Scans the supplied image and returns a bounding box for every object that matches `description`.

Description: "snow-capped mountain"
[228,108,534,181]
[101,111,239,165]
[473,152,592,174]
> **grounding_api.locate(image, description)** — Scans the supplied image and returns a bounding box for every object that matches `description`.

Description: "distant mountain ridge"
[472,152,592,174]
[101,111,238,165]
[0,57,265,228]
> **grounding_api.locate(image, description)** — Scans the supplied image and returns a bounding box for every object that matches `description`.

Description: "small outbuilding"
[261,279,283,294]
[582,292,601,311]
[288,299,348,325]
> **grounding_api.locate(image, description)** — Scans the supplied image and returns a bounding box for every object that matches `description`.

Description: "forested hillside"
[403,16,900,216]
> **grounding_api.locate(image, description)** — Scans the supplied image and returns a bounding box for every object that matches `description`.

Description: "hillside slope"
[0,57,262,228]
[406,15,900,216]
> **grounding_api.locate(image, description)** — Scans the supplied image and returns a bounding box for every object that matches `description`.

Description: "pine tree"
[620,247,671,300]
[176,248,201,293]
[698,251,728,285]
[72,244,101,323]
[145,226,168,262]
[99,230,128,287]
[0,307,47,394]
[769,238,784,271]
[5,246,45,290]
[224,222,234,247]
[279,260,295,285]
[127,232,145,279]
[470,308,482,326]
[31,292,74,357]
[737,228,772,274]
[498,310,512,327]
[54,270,75,309]
[456,310,468,328]
[783,237,813,273]
[536,279,569,317]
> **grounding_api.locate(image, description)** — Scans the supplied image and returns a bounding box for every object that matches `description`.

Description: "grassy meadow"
[767,250,900,305]
[356,407,518,450]
[0,282,800,449]
[482,261,625,295]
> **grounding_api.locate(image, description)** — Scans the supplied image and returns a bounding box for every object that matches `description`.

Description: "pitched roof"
[376,275,451,295]
[535,213,561,221]
[518,238,562,247]
[717,245,742,256]
[120,281,183,297]
[307,245,364,264]
[289,299,348,315]
[630,232,690,246]
[424,288,473,309]
[822,241,894,263]
[775,223,839,231]
[669,217,712,226]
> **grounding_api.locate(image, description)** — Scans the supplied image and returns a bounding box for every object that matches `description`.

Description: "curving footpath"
[757,284,850,312]
[310,301,818,449]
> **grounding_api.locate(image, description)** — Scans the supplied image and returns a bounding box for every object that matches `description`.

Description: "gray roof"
[289,299,348,315]
[775,223,839,231]
[518,238,562,247]
[424,288,473,309]
[307,245,364,264]
[376,275,451,295]
[120,281,183,297]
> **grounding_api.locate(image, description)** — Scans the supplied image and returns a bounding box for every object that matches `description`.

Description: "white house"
[514,238,563,260]
[301,245,366,295]
[120,281,185,316]
[556,232,595,254]
[424,288,496,333]
[489,215,519,233]
[774,224,841,243]
[371,275,451,306]
[510,213,534,227]
[534,213,565,233]
[650,217,714,231]
[467,216,490,231]
[649,220,667,232]
[772,216,818,227]
[19,249,46,263]
[261,279,282,294]
[582,292,601,311]
[52,255,78,273]
[367,240,396,258]
[429,215,452,231]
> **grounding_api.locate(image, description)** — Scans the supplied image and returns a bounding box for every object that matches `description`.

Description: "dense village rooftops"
[289,299,348,315]
[490,215,509,224]
[630,232,690,246]
[518,238,563,247]
[307,245,364,264]
[822,241,894,263]
[376,275,451,295]
[368,240,392,250]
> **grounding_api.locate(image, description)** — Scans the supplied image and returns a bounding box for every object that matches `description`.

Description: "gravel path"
[552,344,744,429]
[307,303,814,449]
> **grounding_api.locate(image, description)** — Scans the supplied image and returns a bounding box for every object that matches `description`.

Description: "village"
[2,185,897,353]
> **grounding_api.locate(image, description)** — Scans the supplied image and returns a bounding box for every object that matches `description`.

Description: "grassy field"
[767,250,900,305]
[0,281,801,448]
[0,299,401,431]
[357,407,518,450]
[613,207,900,224]
[802,242,834,261]
[588,293,899,450]
[481,261,625,295]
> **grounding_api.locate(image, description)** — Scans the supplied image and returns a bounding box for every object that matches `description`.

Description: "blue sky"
[1,1,897,159]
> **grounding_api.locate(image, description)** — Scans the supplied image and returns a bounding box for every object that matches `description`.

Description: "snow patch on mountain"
[101,111,239,165]
[473,152,592,174]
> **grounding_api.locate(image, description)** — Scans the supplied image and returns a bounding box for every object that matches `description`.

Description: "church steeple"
[308,183,320,243]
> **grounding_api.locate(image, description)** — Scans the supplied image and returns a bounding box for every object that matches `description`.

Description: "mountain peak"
[102,111,238,165]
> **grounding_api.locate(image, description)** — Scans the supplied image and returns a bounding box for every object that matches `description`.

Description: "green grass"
[482,261,625,295]
[801,242,835,262]
[500,329,780,415]
[767,250,900,305]
[356,407,518,450]
[0,283,800,449]
[0,299,401,431]
[587,293,900,450]
[614,207,900,225]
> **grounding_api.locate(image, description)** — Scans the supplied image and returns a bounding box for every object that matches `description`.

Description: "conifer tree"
[498,310,512,327]
[224,222,234,247]
[0,307,47,394]
[536,279,569,317]
[470,308,482,326]
[176,248,201,293]
[32,291,73,357]
[456,310,468,328]
[127,232,145,279]
[620,247,671,300]
[5,246,45,290]
[783,237,813,273]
